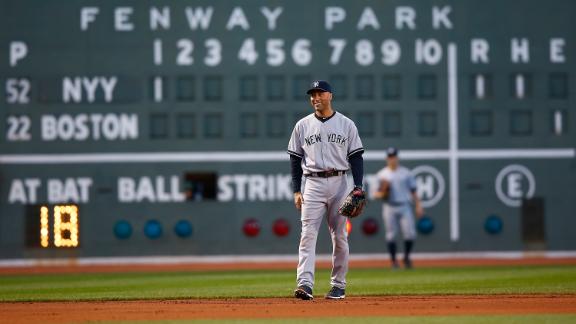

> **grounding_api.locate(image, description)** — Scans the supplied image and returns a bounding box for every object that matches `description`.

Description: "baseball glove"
[379,182,390,201]
[382,186,390,201]
[338,188,367,218]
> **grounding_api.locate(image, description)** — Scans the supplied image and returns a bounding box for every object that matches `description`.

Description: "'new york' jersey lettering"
[287,112,364,173]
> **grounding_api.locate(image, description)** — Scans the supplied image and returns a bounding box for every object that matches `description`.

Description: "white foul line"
[448,43,460,242]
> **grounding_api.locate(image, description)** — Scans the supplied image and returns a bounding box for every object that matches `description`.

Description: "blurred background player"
[374,147,424,269]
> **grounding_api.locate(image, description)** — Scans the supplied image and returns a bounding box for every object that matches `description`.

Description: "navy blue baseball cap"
[386,147,398,157]
[306,80,332,94]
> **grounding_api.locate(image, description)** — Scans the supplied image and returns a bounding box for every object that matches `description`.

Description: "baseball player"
[287,80,364,300]
[374,147,424,269]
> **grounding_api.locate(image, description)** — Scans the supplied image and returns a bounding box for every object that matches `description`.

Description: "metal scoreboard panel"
[0,0,575,258]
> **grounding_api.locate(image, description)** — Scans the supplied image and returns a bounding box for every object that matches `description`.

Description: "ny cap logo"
[306,80,332,94]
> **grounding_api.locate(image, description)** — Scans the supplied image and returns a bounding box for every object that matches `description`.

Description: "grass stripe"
[0,265,574,302]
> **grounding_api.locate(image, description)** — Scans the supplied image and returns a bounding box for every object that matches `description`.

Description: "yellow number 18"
[39,205,79,248]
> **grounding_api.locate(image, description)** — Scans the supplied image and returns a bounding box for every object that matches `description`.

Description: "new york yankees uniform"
[288,111,364,290]
[376,166,417,241]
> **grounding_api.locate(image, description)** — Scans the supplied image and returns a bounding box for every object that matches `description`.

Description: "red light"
[272,218,290,237]
[362,218,379,235]
[243,218,260,237]
[346,218,352,236]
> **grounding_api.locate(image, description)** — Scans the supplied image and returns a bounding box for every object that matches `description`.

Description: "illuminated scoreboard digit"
[29,205,80,248]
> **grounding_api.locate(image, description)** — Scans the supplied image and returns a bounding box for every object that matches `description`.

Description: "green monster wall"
[1,0,575,259]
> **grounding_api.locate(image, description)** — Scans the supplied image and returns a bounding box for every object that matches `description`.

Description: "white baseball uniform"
[376,166,417,241]
[287,111,363,290]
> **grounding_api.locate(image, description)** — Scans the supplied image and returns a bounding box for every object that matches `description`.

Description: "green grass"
[87,315,576,324]
[0,265,575,302]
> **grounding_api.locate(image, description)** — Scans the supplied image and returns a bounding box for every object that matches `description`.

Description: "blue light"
[485,215,503,235]
[417,216,434,235]
[114,220,132,239]
[144,220,162,239]
[174,220,193,238]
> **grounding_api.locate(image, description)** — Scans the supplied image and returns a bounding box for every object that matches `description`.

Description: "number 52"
[5,78,30,104]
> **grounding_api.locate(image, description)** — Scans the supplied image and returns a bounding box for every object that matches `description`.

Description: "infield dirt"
[2,257,576,323]
[2,295,576,324]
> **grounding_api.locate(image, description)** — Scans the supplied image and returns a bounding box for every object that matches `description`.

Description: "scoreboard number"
[6,115,31,141]
[238,38,258,65]
[204,38,222,66]
[34,205,80,248]
[176,39,194,65]
[5,78,30,104]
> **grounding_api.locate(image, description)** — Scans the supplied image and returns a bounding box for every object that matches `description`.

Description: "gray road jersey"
[287,112,364,173]
[376,166,416,204]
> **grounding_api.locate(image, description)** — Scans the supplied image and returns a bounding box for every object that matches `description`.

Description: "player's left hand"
[415,204,424,218]
[352,186,364,196]
[338,187,367,218]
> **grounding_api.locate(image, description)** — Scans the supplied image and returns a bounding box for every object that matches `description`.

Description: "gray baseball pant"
[296,175,350,290]
[383,203,417,241]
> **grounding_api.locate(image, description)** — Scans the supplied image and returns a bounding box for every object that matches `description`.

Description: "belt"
[386,201,409,207]
[305,170,347,178]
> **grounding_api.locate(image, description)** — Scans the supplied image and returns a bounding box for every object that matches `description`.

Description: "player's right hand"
[294,192,304,210]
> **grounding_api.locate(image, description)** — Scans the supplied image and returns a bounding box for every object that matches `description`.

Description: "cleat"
[294,285,314,300]
[391,261,400,270]
[325,286,346,299]
[403,258,413,269]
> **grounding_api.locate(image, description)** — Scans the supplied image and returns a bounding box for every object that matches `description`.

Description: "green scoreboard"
[1,0,575,259]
